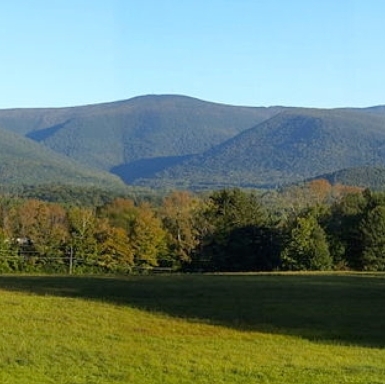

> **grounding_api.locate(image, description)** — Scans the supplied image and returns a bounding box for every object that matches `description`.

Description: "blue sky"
[1,0,384,108]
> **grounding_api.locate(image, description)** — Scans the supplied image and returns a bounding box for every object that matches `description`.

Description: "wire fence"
[0,247,180,275]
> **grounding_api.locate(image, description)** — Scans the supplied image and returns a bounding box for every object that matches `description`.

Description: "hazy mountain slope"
[2,96,385,191]
[138,108,385,189]
[0,95,283,172]
[359,105,385,115]
[0,127,126,188]
[310,166,385,190]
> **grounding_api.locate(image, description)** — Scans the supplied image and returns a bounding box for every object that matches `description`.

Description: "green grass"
[0,273,384,383]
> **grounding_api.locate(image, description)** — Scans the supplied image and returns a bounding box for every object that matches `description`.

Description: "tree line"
[0,181,385,273]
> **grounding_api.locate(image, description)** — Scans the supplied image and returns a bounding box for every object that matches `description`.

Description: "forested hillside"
[310,166,385,190]
[0,127,125,189]
[142,108,385,189]
[0,95,282,174]
[1,95,385,190]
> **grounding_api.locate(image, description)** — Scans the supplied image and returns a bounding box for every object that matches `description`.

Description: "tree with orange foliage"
[15,200,69,260]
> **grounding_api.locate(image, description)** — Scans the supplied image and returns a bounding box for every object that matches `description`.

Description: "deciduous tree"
[94,218,134,272]
[67,207,98,267]
[160,191,201,265]
[15,200,69,260]
[129,203,167,267]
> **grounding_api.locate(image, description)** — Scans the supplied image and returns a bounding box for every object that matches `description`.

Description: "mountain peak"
[0,96,385,190]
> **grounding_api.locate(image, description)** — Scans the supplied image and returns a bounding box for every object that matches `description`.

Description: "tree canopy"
[0,186,384,274]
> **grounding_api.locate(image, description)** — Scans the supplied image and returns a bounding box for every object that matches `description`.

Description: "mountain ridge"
[131,106,385,189]
[0,125,126,189]
[1,94,385,190]
[0,94,284,177]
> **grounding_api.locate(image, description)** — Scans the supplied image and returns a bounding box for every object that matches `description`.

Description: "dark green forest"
[0,127,126,189]
[1,181,384,274]
[0,95,281,184]
[311,166,385,190]
[148,109,385,189]
[2,95,385,190]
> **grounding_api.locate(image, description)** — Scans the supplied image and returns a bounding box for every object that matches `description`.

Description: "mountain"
[134,107,385,189]
[1,95,385,191]
[0,95,283,176]
[310,166,385,190]
[0,127,126,189]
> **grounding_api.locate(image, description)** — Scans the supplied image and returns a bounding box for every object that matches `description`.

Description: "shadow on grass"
[0,273,384,348]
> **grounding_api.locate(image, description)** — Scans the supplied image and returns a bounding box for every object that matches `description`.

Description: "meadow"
[0,273,384,383]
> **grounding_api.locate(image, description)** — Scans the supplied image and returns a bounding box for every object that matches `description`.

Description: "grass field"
[0,273,384,383]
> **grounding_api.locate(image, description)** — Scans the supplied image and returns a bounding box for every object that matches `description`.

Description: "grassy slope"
[0,274,384,384]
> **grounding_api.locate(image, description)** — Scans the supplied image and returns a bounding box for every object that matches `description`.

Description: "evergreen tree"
[326,191,367,269]
[281,215,332,271]
[198,188,273,271]
[360,205,385,271]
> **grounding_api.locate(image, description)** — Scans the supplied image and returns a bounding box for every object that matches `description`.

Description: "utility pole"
[69,245,73,275]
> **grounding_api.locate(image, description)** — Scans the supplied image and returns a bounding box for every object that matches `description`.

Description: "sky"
[1,0,384,109]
